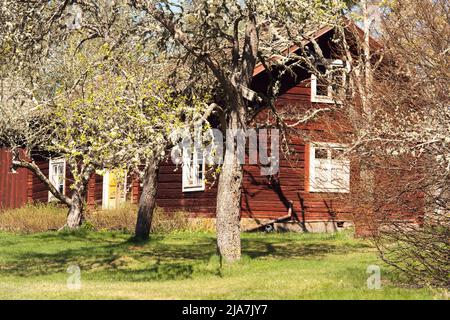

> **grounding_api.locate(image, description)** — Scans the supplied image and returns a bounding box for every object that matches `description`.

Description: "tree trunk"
[216,154,243,262]
[355,165,377,237]
[66,191,84,229]
[134,157,159,241]
[216,103,245,262]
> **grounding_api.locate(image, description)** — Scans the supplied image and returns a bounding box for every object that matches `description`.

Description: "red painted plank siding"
[0,148,29,209]
[155,160,218,217]
[30,157,51,203]
[241,140,351,221]
[87,173,103,207]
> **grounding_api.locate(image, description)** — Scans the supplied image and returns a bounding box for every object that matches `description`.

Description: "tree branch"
[11,151,72,207]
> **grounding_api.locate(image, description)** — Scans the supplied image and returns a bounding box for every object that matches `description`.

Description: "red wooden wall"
[0,149,103,209]
[30,158,50,203]
[131,160,218,216]
[241,139,351,221]
[87,173,103,208]
[0,148,30,209]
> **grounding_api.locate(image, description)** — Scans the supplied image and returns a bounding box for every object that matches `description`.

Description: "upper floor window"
[309,143,350,193]
[48,157,66,201]
[311,59,345,104]
[182,145,205,192]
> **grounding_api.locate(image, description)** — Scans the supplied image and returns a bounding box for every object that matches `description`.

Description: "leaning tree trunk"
[216,101,246,262]
[65,166,93,230]
[134,157,159,241]
[66,191,84,229]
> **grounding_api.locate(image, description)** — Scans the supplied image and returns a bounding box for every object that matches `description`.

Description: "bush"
[374,218,450,289]
[150,207,189,233]
[85,204,190,233]
[0,203,191,234]
[0,203,66,233]
[85,203,137,232]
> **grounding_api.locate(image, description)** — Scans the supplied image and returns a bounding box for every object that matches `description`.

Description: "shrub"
[0,203,66,233]
[86,204,190,233]
[85,203,137,232]
[150,207,190,233]
[374,218,450,289]
[0,203,192,234]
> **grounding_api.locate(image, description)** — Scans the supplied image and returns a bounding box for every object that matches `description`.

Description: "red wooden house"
[0,25,379,232]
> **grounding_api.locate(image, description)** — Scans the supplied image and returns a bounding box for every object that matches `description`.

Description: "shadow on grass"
[92,259,195,282]
[241,238,370,259]
[0,232,215,280]
[0,231,371,281]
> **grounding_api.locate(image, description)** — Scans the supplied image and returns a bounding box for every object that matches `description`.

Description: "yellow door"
[102,169,127,209]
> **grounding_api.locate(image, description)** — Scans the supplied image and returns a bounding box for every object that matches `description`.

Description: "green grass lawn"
[0,230,444,299]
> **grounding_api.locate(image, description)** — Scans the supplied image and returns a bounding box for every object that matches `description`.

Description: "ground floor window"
[182,145,205,192]
[48,157,66,201]
[309,143,350,193]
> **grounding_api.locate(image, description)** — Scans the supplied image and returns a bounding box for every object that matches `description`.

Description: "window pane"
[330,148,345,159]
[317,64,326,74]
[49,161,65,198]
[198,163,203,181]
[331,70,343,94]
[315,148,328,159]
[330,161,350,191]
[183,146,204,190]
[316,83,329,96]
[188,162,194,185]
[331,166,343,188]
[315,65,329,97]
[314,159,329,189]
[330,63,344,92]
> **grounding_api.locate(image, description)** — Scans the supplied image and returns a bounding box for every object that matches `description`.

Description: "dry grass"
[151,207,190,233]
[85,204,137,232]
[0,203,193,234]
[86,204,190,233]
[186,217,216,232]
[0,203,66,233]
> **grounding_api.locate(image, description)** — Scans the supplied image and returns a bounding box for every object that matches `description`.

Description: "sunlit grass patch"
[0,231,443,299]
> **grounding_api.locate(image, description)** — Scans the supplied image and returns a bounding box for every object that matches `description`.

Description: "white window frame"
[182,145,206,192]
[48,157,66,201]
[102,171,110,210]
[311,59,345,104]
[309,142,350,193]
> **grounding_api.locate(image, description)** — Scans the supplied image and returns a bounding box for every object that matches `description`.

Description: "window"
[311,59,345,104]
[309,143,350,193]
[48,157,66,201]
[182,145,205,192]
